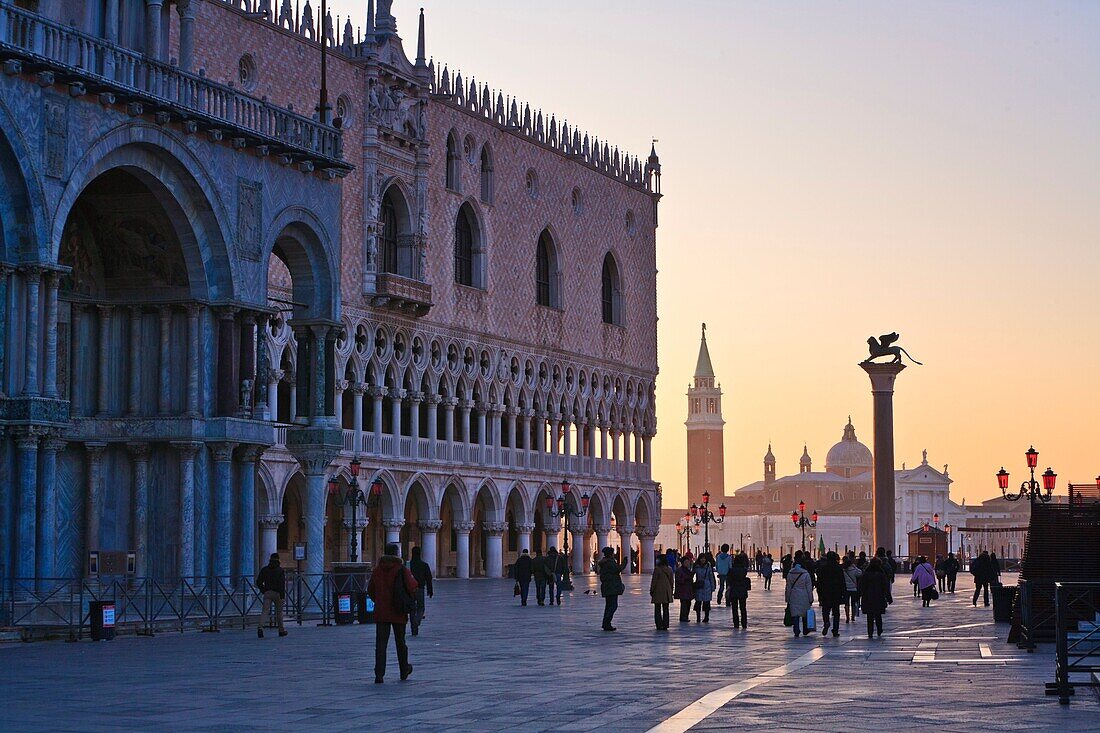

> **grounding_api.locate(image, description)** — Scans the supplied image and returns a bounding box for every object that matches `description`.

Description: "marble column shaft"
[237,446,263,579]
[185,304,201,417]
[173,442,201,577]
[157,306,172,415]
[454,522,473,579]
[84,442,107,566]
[42,272,59,398]
[127,306,143,414]
[23,269,42,397]
[304,471,327,576]
[36,436,64,581]
[127,442,151,578]
[16,429,42,579]
[418,520,441,576]
[96,306,113,414]
[211,442,237,578]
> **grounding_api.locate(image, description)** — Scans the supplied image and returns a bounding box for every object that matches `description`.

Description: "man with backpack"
[367,543,418,684]
[255,553,287,638]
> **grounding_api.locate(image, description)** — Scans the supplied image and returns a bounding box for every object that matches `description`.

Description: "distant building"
[685,325,725,503]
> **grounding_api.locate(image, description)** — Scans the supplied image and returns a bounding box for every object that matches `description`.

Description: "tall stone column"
[93,306,112,413]
[459,400,472,445]
[407,391,423,455]
[418,520,442,576]
[84,442,108,570]
[126,442,151,578]
[267,369,283,422]
[37,434,65,582]
[127,306,143,415]
[156,305,173,415]
[517,522,535,553]
[215,307,238,417]
[104,0,120,42]
[484,521,506,578]
[476,403,488,460]
[562,414,572,460]
[291,451,337,578]
[172,441,202,577]
[42,271,59,399]
[286,370,298,422]
[145,0,163,59]
[442,397,456,444]
[570,527,586,574]
[545,520,561,550]
[211,442,237,579]
[595,525,611,556]
[15,428,43,580]
[454,521,474,579]
[0,265,11,397]
[352,383,366,452]
[259,515,283,565]
[618,526,635,575]
[637,528,658,574]
[185,303,202,417]
[22,268,42,397]
[425,394,440,457]
[371,386,386,452]
[389,389,404,454]
[549,414,560,456]
[177,0,195,71]
[333,379,347,427]
[238,314,257,418]
[506,407,517,452]
[382,518,404,546]
[236,446,263,579]
[861,361,906,555]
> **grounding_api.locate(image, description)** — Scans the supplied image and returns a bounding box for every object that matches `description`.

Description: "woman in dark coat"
[674,556,695,623]
[597,547,627,631]
[726,551,751,629]
[859,557,892,639]
[649,555,675,630]
[815,551,846,637]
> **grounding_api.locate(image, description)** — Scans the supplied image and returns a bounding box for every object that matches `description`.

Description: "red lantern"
[545,496,554,510]
[702,490,710,505]
[675,521,682,532]
[556,497,565,512]
[718,504,727,518]
[581,493,590,510]
[561,478,571,495]
[996,468,1010,492]
[349,458,361,478]
[1042,467,1057,493]
[799,500,806,514]
[370,478,384,497]
[811,510,819,523]
[791,511,799,525]
[1025,446,1039,469]
[690,504,699,517]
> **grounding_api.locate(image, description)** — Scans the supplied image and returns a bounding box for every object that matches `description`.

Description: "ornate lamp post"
[689,490,725,554]
[675,514,699,554]
[546,478,589,588]
[996,445,1056,505]
[944,523,953,554]
[327,458,383,562]
[790,500,818,552]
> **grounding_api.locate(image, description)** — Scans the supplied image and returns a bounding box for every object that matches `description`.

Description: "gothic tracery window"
[601,252,622,325]
[536,230,559,308]
[380,196,398,274]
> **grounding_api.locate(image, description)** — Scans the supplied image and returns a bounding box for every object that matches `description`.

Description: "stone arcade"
[0,0,662,585]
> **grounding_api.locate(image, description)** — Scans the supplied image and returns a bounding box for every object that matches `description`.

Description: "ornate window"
[536,229,560,308]
[238,53,257,92]
[453,204,484,288]
[379,196,398,274]
[445,130,461,191]
[601,252,622,325]
[480,145,494,204]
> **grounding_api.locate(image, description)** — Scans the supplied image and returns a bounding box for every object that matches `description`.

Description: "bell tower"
[686,324,725,501]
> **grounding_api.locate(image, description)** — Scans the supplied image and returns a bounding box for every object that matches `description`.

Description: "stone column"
[562,414,572,459]
[127,306,143,415]
[389,389,404,454]
[642,432,653,477]
[425,394,440,457]
[535,411,546,453]
[861,361,906,554]
[611,428,621,476]
[599,422,609,474]
[517,409,530,452]
[459,400,472,445]
[637,528,658,574]
[506,407,517,451]
[454,521,474,579]
[15,428,43,579]
[570,526,586,574]
[302,467,329,577]
[595,524,611,556]
[259,515,283,565]
[352,383,366,452]
[172,441,201,577]
[93,305,113,413]
[185,303,201,417]
[476,403,488,461]
[418,520,442,576]
[267,369,283,422]
[286,370,298,422]
[549,414,560,456]
[407,391,423,455]
[37,434,65,582]
[0,265,10,398]
[126,442,151,578]
[382,518,404,546]
[237,446,263,579]
[42,271,59,399]
[215,307,238,417]
[622,423,632,464]
[635,431,643,468]
[333,379,347,428]
[484,521,506,578]
[145,0,163,59]
[442,397,456,444]
[371,386,386,451]
[177,0,195,71]
[156,305,174,415]
[83,442,108,567]
[545,521,561,550]
[237,314,257,418]
[618,526,635,576]
[517,522,535,553]
[22,267,42,397]
[210,442,237,579]
[104,0,120,42]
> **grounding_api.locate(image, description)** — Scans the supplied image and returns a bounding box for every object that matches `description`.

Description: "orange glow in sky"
[332,1,1100,509]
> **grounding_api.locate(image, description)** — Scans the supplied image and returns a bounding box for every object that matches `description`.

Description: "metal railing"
[0,2,345,166]
[1049,581,1100,704]
[0,573,340,640]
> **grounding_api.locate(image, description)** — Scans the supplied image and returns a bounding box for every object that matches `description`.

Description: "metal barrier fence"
[0,573,339,640]
[1049,581,1100,704]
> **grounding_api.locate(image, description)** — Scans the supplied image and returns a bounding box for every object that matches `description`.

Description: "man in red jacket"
[367,543,418,684]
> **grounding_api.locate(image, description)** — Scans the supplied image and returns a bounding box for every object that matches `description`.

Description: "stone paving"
[0,572,1096,732]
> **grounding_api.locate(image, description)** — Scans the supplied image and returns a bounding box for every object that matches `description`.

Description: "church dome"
[825,418,872,475]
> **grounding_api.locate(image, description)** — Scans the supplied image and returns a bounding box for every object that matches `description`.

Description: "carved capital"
[84,440,108,460]
[369,386,389,399]
[15,426,47,450]
[635,527,661,539]
[334,379,349,394]
[125,442,152,460]
[483,521,508,535]
[41,434,68,453]
[210,441,238,462]
[426,394,442,406]
[259,514,285,529]
[269,369,285,383]
[185,302,204,318]
[406,391,424,404]
[454,521,476,533]
[593,524,612,535]
[237,444,266,463]
[97,303,114,318]
[389,388,406,402]
[23,266,43,285]
[441,397,458,409]
[215,306,239,322]
[381,519,406,530]
[418,519,444,532]
[516,523,536,533]
[618,526,636,537]
[171,440,203,460]
[351,382,367,395]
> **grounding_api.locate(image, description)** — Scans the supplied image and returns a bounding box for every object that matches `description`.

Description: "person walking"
[727,551,751,629]
[884,550,898,585]
[760,553,774,590]
[532,549,549,606]
[785,557,814,637]
[943,552,960,593]
[934,554,947,593]
[367,543,418,684]
[816,551,846,637]
[597,547,627,631]
[780,553,793,580]
[860,557,892,639]
[911,555,938,607]
[971,550,993,607]
[842,555,862,622]
[989,552,1002,584]
[675,556,695,623]
[408,546,433,636]
[546,547,566,605]
[715,544,732,606]
[650,555,675,630]
[755,550,764,578]
[256,553,287,638]
[514,548,533,606]
[693,555,716,623]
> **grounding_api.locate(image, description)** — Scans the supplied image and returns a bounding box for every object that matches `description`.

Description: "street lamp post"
[675,515,699,554]
[996,445,1057,505]
[790,500,818,553]
[944,524,953,555]
[689,491,725,554]
[327,458,383,562]
[546,478,589,589]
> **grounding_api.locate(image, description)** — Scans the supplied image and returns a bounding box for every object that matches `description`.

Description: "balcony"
[0,4,350,173]
[370,273,433,316]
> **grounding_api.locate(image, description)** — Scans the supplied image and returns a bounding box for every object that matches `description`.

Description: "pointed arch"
[445,129,461,191]
[479,142,494,204]
[536,227,561,308]
[601,251,622,325]
[378,181,415,277]
[454,201,485,288]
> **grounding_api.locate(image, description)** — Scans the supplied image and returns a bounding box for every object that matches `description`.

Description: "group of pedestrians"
[512,547,572,606]
[648,545,759,630]
[780,548,898,639]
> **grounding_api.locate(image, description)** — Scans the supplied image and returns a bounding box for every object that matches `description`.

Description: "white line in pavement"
[645,647,827,733]
[891,621,993,635]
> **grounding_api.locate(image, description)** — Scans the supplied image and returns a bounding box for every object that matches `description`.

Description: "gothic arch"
[0,103,47,261]
[264,206,339,321]
[365,468,402,521]
[454,200,486,289]
[378,180,415,277]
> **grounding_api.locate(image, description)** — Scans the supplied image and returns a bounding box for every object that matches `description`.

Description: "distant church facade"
[0,0,663,585]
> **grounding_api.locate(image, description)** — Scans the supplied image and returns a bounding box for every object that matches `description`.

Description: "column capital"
[425,393,442,405]
[550,412,562,422]
[516,523,536,533]
[441,397,458,409]
[334,379,349,394]
[369,385,389,399]
[84,440,108,458]
[270,369,285,383]
[454,521,475,533]
[14,425,46,449]
[406,390,424,404]
[259,514,285,529]
[635,526,660,538]
[97,303,114,317]
[460,399,474,411]
[618,525,636,536]
[593,524,612,535]
[351,382,368,395]
[23,265,43,284]
[418,519,444,532]
[209,441,238,462]
[215,305,239,321]
[237,444,266,462]
[41,434,67,453]
[860,361,906,392]
[389,388,407,401]
[184,301,204,317]
[0,262,14,277]
[171,440,203,459]
[483,521,507,535]
[125,441,152,459]
[381,518,406,530]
